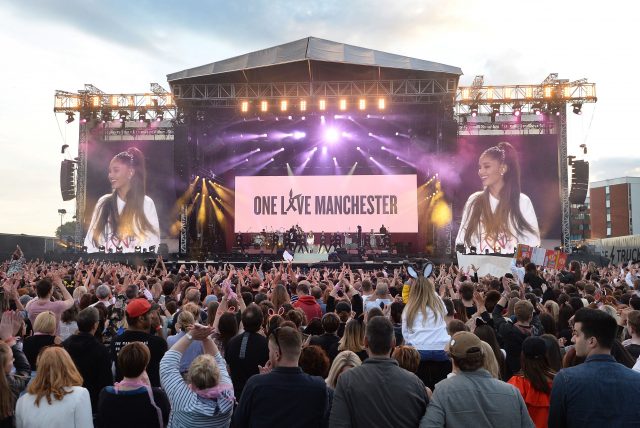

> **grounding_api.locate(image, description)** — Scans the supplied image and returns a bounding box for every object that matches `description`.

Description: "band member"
[271,231,279,253]
[456,142,540,253]
[318,231,329,254]
[235,233,245,253]
[356,225,363,249]
[84,148,159,253]
[331,232,342,251]
[295,225,308,253]
[380,224,387,235]
[287,226,296,253]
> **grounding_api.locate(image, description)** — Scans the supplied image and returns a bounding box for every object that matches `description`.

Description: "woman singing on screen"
[84,148,160,253]
[455,142,540,253]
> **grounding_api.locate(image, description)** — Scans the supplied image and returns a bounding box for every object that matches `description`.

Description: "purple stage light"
[325,128,339,143]
[322,146,328,154]
[293,131,306,139]
[270,158,274,161]
[396,156,400,160]
[369,156,374,160]
[356,146,361,151]
[368,132,374,137]
[381,146,386,150]
[320,115,326,124]
[306,157,311,161]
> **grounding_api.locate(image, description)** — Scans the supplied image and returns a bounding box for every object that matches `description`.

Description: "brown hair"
[627,310,640,335]
[270,284,290,310]
[118,342,150,378]
[463,142,535,247]
[392,345,420,373]
[514,300,534,323]
[26,347,83,406]
[298,345,330,377]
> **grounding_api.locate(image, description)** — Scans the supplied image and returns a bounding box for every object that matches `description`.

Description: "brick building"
[589,177,640,238]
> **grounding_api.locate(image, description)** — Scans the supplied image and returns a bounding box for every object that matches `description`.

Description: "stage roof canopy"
[167,37,462,84]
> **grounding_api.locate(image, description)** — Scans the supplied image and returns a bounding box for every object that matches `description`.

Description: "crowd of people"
[1,246,640,427]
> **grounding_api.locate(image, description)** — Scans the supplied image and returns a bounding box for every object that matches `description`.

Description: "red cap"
[126,298,151,318]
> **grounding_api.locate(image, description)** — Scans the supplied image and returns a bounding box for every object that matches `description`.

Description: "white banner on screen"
[235,175,418,233]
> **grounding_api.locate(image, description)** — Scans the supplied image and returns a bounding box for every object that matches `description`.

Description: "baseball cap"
[448,331,483,358]
[126,298,151,318]
[522,336,547,359]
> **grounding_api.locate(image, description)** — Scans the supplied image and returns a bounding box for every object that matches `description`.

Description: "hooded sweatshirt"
[294,295,323,322]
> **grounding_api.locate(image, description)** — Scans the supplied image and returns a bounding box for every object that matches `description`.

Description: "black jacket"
[233,366,331,428]
[492,303,543,379]
[225,331,269,400]
[63,332,113,412]
[309,333,340,358]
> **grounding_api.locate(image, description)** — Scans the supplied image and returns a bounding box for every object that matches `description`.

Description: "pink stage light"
[324,128,339,143]
[322,146,328,154]
[293,131,306,140]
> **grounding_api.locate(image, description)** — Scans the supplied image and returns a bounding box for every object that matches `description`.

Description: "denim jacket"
[548,354,640,428]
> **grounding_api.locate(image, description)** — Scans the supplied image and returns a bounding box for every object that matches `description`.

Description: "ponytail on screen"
[463,142,535,247]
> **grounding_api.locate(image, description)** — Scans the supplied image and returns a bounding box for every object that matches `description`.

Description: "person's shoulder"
[467,191,484,202]
[143,195,156,207]
[518,193,534,205]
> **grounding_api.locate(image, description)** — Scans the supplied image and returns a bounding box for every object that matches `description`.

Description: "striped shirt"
[160,349,234,428]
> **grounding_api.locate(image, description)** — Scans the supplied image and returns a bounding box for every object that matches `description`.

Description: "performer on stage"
[356,225,362,249]
[236,233,245,253]
[306,231,315,253]
[84,148,159,253]
[318,231,329,254]
[295,225,308,253]
[380,224,387,235]
[455,142,540,253]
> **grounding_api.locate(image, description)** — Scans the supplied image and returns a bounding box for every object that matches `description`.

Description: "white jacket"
[401,297,450,351]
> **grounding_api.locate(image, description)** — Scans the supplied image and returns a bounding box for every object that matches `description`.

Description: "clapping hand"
[188,323,215,341]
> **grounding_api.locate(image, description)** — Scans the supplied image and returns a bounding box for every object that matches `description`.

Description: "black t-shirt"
[225,331,269,399]
[110,330,167,388]
[524,272,545,289]
[23,334,56,369]
[625,344,640,360]
[97,386,170,428]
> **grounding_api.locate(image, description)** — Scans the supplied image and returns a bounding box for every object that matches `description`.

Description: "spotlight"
[270,158,274,162]
[356,146,361,151]
[240,101,249,113]
[320,115,326,125]
[325,128,339,143]
[101,110,110,123]
[256,148,261,152]
[322,146,328,154]
[491,104,501,116]
[299,100,307,112]
[149,245,156,253]
[260,101,268,112]
[512,105,521,116]
[368,132,374,137]
[551,105,561,116]
[572,103,582,115]
[293,131,306,139]
[135,246,141,253]
[341,131,350,138]
[470,104,478,117]
[378,98,386,110]
[118,110,128,123]
[306,157,311,161]
[156,113,163,121]
[532,103,543,115]
[396,156,400,160]
[358,99,366,110]
[280,100,288,112]
[381,146,386,150]
[332,156,336,161]
[395,132,399,136]
[65,112,75,124]
[339,99,347,111]
[312,147,318,152]
[319,99,327,111]
[369,156,374,160]
[301,116,306,121]
[287,116,292,120]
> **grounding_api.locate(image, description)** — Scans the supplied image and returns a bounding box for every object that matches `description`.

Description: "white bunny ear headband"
[404,259,434,279]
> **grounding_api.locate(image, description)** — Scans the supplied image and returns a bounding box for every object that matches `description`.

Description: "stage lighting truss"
[54,83,178,125]
[455,74,597,129]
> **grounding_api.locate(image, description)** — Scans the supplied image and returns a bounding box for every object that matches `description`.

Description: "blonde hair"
[404,277,445,332]
[337,319,365,353]
[325,350,361,388]
[544,300,560,322]
[187,354,220,390]
[72,286,87,301]
[182,303,201,320]
[26,347,83,406]
[176,310,195,331]
[480,341,500,379]
[33,311,57,335]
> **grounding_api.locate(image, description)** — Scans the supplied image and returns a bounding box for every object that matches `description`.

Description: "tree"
[55,221,77,240]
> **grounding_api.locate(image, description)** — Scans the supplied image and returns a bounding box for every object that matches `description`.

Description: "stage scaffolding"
[55,72,596,255]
